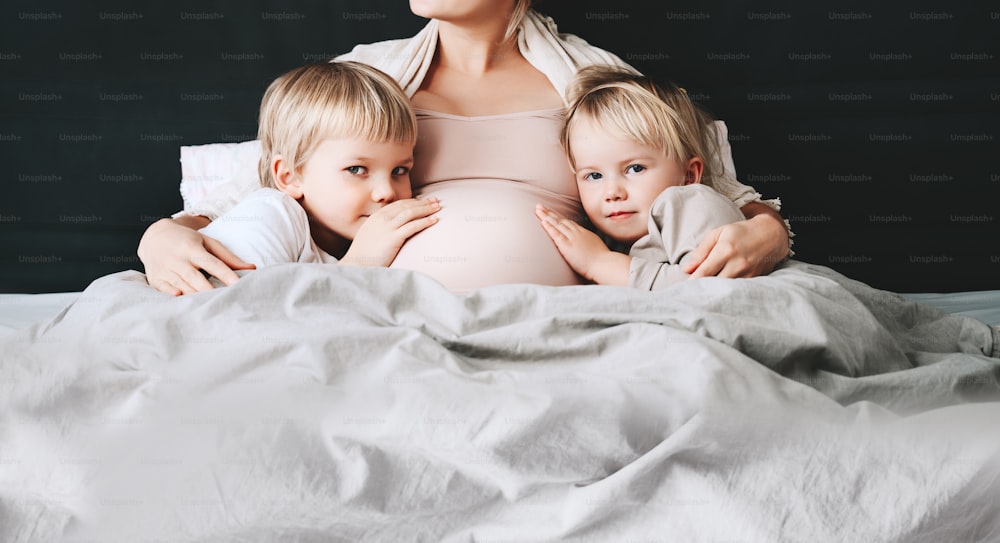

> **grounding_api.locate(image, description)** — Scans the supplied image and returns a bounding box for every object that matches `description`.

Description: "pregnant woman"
[137,0,791,294]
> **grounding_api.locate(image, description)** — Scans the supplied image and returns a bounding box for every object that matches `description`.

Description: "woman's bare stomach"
[390,179,584,293]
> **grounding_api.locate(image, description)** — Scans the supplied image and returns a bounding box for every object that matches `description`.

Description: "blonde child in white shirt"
[536,65,747,289]
[199,61,440,275]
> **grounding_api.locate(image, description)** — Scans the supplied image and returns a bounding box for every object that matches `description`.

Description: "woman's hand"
[137,217,256,295]
[683,203,790,278]
[340,197,441,267]
[535,204,630,286]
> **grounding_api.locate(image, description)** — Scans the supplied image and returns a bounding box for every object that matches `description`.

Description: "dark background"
[1,1,997,293]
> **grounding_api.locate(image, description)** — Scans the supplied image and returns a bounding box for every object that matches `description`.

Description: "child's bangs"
[313,95,416,145]
[583,92,685,162]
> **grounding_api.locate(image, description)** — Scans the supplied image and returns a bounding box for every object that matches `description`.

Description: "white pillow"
[173,140,262,220]
[711,120,738,180]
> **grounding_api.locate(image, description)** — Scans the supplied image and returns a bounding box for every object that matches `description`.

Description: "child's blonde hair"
[562,65,722,186]
[257,61,417,188]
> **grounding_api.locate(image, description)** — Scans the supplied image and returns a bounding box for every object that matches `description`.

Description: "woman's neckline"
[412,106,566,121]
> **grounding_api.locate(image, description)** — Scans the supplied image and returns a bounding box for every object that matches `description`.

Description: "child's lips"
[607,211,636,221]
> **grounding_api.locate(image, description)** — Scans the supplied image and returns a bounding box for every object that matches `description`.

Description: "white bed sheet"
[0,292,79,337]
[902,290,1000,326]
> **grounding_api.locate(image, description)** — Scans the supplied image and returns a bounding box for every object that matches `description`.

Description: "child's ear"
[272,155,303,199]
[684,157,704,185]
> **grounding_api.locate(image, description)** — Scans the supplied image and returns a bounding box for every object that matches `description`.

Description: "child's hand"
[535,204,629,285]
[340,197,440,267]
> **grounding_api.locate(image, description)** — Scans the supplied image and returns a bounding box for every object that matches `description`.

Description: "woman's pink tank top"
[389,107,584,292]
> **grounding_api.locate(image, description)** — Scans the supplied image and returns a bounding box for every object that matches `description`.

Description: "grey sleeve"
[629,185,747,291]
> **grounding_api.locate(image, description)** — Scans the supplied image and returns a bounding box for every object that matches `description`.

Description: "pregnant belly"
[390,179,584,292]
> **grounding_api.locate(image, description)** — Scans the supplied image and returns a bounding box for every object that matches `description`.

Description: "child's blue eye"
[392,166,409,176]
[626,164,645,174]
[583,172,603,181]
[346,166,366,175]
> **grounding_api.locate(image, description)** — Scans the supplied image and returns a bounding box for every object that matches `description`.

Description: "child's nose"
[371,177,397,203]
[604,178,627,200]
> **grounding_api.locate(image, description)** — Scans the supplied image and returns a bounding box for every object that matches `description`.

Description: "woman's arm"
[632,185,749,288]
[682,202,790,279]
[137,215,255,295]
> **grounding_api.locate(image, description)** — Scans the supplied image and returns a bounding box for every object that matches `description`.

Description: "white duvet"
[2,261,999,542]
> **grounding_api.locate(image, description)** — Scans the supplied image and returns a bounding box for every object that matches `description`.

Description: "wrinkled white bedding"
[2,261,999,542]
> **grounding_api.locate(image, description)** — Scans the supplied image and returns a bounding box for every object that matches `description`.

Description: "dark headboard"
[2,1,997,293]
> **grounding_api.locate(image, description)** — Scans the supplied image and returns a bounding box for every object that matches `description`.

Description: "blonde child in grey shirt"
[536,65,751,289]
